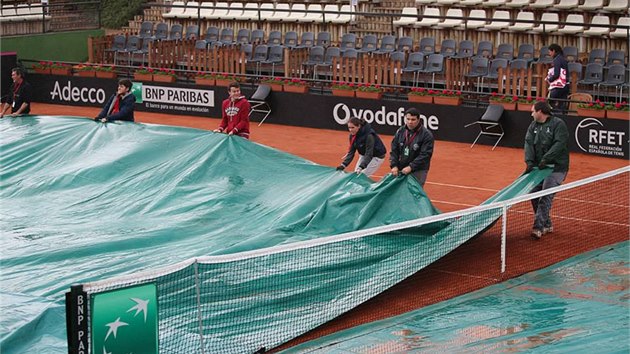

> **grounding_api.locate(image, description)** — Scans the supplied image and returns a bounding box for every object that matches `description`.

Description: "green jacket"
[524,116,569,172]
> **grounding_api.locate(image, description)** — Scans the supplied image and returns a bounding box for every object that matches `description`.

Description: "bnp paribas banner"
[91,283,158,354]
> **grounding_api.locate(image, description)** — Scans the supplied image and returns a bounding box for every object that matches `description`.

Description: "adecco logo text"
[332,103,439,130]
[575,118,626,157]
[50,81,107,104]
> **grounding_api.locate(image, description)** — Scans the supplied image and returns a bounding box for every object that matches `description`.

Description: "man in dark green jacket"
[524,101,570,239]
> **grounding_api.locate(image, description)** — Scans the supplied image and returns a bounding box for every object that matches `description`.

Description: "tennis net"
[66,166,629,354]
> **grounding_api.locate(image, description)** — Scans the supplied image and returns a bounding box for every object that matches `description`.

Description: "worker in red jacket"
[214,82,251,139]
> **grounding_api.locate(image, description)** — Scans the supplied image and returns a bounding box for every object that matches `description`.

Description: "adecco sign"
[50,80,107,104]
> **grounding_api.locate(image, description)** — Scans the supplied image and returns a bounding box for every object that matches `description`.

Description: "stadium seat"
[358,34,378,53]
[417,37,436,57]
[339,33,357,54]
[529,0,555,8]
[259,3,275,21]
[578,0,604,10]
[153,22,168,40]
[219,28,234,46]
[270,3,290,22]
[314,46,340,79]
[532,46,553,65]
[268,31,282,46]
[163,1,185,19]
[104,34,126,63]
[249,84,272,126]
[554,0,579,9]
[603,0,629,12]
[515,43,534,63]
[289,3,307,22]
[484,0,507,6]
[532,13,559,33]
[235,29,251,45]
[296,32,315,49]
[495,43,514,62]
[180,1,199,20]
[241,43,253,60]
[605,50,625,68]
[416,0,438,4]
[300,4,324,23]
[463,9,487,29]
[393,7,417,27]
[578,63,604,94]
[169,24,183,40]
[251,29,265,45]
[567,62,583,81]
[418,53,444,88]
[414,7,440,28]
[225,3,244,20]
[437,0,460,5]
[557,14,584,34]
[261,45,284,77]
[598,64,627,101]
[583,15,611,36]
[481,58,508,91]
[452,40,473,59]
[587,48,606,65]
[402,52,426,86]
[506,0,531,7]
[374,35,396,54]
[460,0,484,5]
[437,8,463,28]
[139,21,154,39]
[508,12,534,32]
[390,51,406,63]
[465,104,505,150]
[239,3,259,21]
[199,2,214,20]
[472,41,493,59]
[209,2,228,20]
[610,17,630,38]
[249,45,269,75]
[302,45,325,78]
[397,36,414,52]
[464,57,489,91]
[342,48,359,60]
[330,5,352,24]
[185,25,199,40]
[116,35,142,66]
[132,37,153,66]
[485,11,511,30]
[439,39,457,57]
[564,46,578,62]
[283,31,298,48]
[323,4,339,23]
[316,31,331,48]
[204,26,219,44]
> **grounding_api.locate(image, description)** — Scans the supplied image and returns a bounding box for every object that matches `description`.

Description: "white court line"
[509,209,630,228]
[432,200,477,208]
[370,175,501,193]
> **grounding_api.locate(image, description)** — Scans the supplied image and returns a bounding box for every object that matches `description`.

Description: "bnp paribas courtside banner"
[30,74,628,159]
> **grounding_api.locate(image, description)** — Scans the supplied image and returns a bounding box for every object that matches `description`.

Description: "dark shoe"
[531,229,543,239]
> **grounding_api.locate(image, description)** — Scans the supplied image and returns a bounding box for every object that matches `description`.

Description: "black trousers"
[549,86,570,115]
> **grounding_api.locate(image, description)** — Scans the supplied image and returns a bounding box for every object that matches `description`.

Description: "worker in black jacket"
[337,116,387,177]
[389,108,434,187]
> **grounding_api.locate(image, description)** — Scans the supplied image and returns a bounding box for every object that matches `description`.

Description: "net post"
[501,204,507,274]
[65,284,89,354]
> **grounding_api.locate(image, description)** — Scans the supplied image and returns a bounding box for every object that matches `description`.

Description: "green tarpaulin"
[0,116,550,353]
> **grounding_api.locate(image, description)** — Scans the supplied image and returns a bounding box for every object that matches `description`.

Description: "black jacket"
[390,125,434,171]
[525,115,570,172]
[6,80,32,114]
[97,92,136,122]
[341,123,386,169]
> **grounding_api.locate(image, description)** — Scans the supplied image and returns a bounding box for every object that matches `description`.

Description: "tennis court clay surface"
[28,104,630,350]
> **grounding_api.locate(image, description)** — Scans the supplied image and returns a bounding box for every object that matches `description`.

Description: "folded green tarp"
[0,116,550,353]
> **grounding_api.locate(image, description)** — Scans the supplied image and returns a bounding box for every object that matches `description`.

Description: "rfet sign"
[572,117,628,158]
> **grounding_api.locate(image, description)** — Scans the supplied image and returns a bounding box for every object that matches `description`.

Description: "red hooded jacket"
[219,96,251,139]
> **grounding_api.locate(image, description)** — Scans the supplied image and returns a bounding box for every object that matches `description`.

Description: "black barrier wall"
[30,74,628,159]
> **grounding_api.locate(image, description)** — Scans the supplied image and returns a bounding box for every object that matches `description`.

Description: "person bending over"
[524,101,569,239]
[214,82,251,139]
[95,79,135,122]
[336,116,387,177]
[1,67,33,118]
[389,108,434,187]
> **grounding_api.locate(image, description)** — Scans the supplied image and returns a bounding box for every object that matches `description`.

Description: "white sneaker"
[531,229,543,239]
[543,226,553,234]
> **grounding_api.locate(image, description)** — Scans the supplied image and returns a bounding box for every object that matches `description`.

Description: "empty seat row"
[394,7,629,37]
[415,0,628,12]
[163,2,353,24]
[0,3,49,22]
